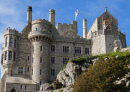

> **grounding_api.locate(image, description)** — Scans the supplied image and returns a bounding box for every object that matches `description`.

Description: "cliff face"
[56,62,88,87]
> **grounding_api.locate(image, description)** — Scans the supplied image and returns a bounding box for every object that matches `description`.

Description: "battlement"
[32,18,50,25]
[56,20,77,36]
[4,27,19,36]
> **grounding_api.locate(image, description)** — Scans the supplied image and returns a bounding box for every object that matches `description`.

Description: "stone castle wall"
[56,20,77,36]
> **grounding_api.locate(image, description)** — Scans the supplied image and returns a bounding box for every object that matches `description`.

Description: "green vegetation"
[71,55,92,64]
[73,51,130,92]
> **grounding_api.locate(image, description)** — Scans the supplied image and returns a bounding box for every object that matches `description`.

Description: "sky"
[0,0,130,77]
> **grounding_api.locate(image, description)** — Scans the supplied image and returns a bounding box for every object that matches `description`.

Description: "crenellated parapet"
[56,20,77,36]
[4,27,19,36]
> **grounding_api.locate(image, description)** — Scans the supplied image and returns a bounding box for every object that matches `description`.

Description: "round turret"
[28,19,52,89]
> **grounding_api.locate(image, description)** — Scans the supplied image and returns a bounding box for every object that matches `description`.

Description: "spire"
[105,7,107,12]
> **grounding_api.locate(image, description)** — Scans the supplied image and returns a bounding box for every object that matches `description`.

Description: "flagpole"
[75,14,76,21]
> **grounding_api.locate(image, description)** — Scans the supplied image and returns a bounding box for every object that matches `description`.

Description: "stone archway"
[11,89,16,92]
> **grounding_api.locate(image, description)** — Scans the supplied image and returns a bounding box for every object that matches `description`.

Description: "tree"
[73,57,129,92]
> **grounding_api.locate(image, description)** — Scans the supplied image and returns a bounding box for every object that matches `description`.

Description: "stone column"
[49,9,55,26]
[27,6,32,25]
[83,18,87,38]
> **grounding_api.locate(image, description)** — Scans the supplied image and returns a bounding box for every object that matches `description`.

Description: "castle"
[0,6,127,92]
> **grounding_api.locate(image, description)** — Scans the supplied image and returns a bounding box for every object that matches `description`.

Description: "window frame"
[85,48,89,55]
[18,67,23,74]
[9,36,13,47]
[63,58,69,64]
[51,57,55,64]
[51,45,55,52]
[63,46,69,53]
[75,47,81,54]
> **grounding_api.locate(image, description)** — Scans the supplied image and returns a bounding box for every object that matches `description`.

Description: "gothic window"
[9,37,13,47]
[40,57,42,63]
[5,37,8,47]
[51,57,55,64]
[63,58,69,64]
[9,51,12,60]
[40,46,42,51]
[51,69,55,76]
[51,45,55,52]
[63,46,69,53]
[5,52,7,60]
[85,48,89,55]
[75,47,81,54]
[18,67,23,74]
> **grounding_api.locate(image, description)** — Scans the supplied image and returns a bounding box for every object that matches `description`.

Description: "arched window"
[5,37,8,47]
[11,89,16,92]
[9,37,13,47]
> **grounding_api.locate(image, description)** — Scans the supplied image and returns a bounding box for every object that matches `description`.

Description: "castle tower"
[2,28,18,76]
[28,19,52,90]
[49,9,55,26]
[27,6,32,25]
[83,18,87,38]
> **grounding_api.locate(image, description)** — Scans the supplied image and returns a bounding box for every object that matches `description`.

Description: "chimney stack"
[49,9,55,26]
[83,18,87,38]
[27,6,32,25]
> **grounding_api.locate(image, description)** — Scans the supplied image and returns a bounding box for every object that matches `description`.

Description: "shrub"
[73,56,129,92]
